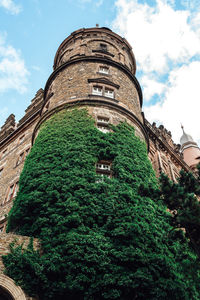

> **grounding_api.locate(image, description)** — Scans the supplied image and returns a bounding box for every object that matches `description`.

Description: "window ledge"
[88,94,119,103]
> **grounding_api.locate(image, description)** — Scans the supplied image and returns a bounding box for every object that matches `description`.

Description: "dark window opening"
[100,43,107,52]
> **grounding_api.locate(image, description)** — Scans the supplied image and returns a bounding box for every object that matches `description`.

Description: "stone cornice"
[53,27,136,73]
[88,77,120,89]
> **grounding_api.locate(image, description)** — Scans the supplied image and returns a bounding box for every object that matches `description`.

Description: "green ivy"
[3,109,200,299]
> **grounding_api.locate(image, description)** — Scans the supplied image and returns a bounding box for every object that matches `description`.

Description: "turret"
[180,125,200,170]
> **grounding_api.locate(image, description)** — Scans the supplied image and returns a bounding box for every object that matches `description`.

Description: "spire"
[180,125,195,147]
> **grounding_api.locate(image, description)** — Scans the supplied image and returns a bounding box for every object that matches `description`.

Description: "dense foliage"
[160,165,200,258]
[3,109,200,299]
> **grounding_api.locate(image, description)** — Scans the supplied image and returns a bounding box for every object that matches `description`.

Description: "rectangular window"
[100,43,107,51]
[92,86,103,96]
[99,66,109,74]
[2,149,7,158]
[7,184,14,202]
[97,117,109,123]
[96,161,112,182]
[96,163,111,171]
[97,116,110,133]
[17,152,24,166]
[0,168,3,177]
[6,182,18,203]
[105,88,114,99]
[19,135,25,142]
[97,125,110,133]
[13,182,19,198]
[25,148,30,156]
[16,147,30,167]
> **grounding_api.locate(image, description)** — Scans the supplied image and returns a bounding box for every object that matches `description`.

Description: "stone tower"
[33,26,148,146]
[0,26,199,300]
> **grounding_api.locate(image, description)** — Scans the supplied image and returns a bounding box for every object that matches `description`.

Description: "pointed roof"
[180,125,195,146]
[180,125,199,152]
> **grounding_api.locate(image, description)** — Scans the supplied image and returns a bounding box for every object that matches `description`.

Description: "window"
[0,225,4,233]
[16,148,30,166]
[99,66,109,74]
[26,148,30,155]
[97,116,110,133]
[17,152,24,166]
[92,86,103,96]
[7,184,14,202]
[100,43,107,51]
[0,168,3,177]
[6,182,18,203]
[96,161,112,182]
[13,182,19,198]
[19,134,25,144]
[92,86,115,99]
[105,88,114,99]
[96,163,111,171]
[1,149,7,159]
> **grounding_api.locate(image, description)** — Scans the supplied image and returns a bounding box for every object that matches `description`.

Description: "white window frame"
[99,66,109,74]
[97,116,110,133]
[96,163,111,171]
[104,88,114,99]
[92,86,103,96]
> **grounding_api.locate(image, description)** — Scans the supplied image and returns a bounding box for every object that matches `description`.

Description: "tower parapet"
[53,27,136,74]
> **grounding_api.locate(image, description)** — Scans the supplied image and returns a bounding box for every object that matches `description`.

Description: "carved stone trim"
[88,78,120,89]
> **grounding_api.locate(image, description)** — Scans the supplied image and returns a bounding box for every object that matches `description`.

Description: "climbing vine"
[3,109,200,299]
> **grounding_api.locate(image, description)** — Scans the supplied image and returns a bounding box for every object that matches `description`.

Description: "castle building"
[0,26,199,300]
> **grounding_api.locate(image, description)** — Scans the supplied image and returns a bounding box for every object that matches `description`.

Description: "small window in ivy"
[96,160,111,182]
[97,116,110,133]
[96,161,112,178]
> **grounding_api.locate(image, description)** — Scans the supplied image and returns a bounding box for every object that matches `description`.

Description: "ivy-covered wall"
[3,109,200,300]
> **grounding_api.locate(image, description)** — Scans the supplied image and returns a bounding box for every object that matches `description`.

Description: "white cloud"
[0,33,29,93]
[112,0,200,146]
[140,76,166,101]
[0,0,21,15]
[145,61,200,145]
[113,0,200,74]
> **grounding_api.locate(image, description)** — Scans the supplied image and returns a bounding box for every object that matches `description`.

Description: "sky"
[0,0,199,146]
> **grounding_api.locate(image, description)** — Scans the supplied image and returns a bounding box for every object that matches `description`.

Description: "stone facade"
[0,26,197,299]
